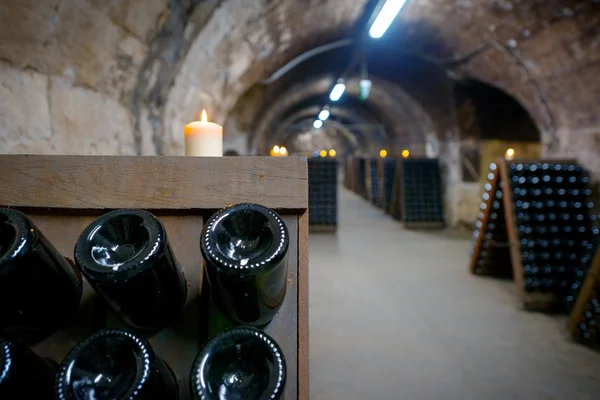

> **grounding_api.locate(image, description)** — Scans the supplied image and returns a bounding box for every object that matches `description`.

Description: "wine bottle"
[0,336,56,398]
[55,329,178,399]
[201,203,289,326]
[0,208,82,342]
[74,210,187,332]
[190,326,286,400]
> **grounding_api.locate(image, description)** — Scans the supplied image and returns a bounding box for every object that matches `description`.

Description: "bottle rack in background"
[382,158,399,217]
[401,158,444,229]
[366,159,381,208]
[469,159,599,312]
[343,157,354,190]
[468,163,512,279]
[308,158,338,233]
[0,155,309,400]
[568,247,600,349]
[357,157,367,199]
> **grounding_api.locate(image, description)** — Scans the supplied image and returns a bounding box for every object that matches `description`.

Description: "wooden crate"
[0,155,309,400]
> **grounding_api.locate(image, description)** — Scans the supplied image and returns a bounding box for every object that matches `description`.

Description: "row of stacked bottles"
[308,158,338,229]
[343,156,444,227]
[0,204,289,399]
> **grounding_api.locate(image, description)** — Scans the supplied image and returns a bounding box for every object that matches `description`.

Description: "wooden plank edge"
[0,155,308,210]
[388,160,401,217]
[498,158,527,304]
[499,158,560,311]
[469,167,498,274]
[309,225,337,233]
[568,248,600,334]
[297,211,309,400]
[403,221,445,229]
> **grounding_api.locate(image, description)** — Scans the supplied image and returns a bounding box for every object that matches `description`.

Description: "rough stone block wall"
[0,0,165,155]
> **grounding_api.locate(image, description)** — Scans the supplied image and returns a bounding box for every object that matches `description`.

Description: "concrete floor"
[309,187,600,400]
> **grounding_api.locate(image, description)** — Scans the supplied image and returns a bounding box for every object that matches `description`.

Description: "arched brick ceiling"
[284,118,363,155]
[1,0,598,176]
[273,105,385,154]
[396,1,599,152]
[246,75,435,155]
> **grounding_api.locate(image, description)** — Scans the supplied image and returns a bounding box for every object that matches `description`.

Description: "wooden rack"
[568,241,600,341]
[363,158,377,206]
[382,158,398,216]
[400,158,444,229]
[0,155,309,400]
[468,162,505,275]
[470,158,595,312]
[387,159,403,220]
[308,158,338,233]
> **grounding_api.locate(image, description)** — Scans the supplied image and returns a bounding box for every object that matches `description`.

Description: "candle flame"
[201,109,208,123]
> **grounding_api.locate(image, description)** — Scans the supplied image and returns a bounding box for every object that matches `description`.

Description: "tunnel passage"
[455,78,542,183]
[0,0,599,226]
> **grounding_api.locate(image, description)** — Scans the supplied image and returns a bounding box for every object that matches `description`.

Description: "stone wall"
[0,0,367,155]
[0,0,157,154]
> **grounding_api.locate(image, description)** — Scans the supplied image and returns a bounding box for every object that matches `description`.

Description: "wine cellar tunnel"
[1,0,600,399]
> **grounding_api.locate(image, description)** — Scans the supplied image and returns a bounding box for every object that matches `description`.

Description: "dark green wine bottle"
[201,203,289,326]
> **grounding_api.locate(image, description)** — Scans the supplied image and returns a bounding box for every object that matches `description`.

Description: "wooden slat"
[404,221,445,229]
[377,158,384,209]
[388,159,402,218]
[498,158,562,311]
[468,168,499,274]
[498,158,529,306]
[0,155,308,210]
[297,211,310,400]
[309,225,337,233]
[267,216,298,400]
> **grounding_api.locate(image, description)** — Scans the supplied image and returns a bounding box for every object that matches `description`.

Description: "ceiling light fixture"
[369,0,408,39]
[313,120,324,129]
[329,80,346,102]
[318,108,330,121]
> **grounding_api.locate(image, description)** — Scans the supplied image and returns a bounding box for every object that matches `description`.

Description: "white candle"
[184,110,223,156]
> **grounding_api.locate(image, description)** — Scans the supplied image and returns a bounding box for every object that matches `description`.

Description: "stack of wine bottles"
[357,157,367,198]
[382,158,398,213]
[308,158,338,229]
[469,163,512,278]
[367,159,380,207]
[569,247,600,348]
[470,160,598,312]
[401,158,444,227]
[343,157,353,189]
[508,162,598,309]
[0,203,290,399]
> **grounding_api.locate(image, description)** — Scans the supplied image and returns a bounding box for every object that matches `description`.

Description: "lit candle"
[184,110,223,156]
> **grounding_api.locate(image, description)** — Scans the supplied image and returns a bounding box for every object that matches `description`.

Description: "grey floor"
[309,187,600,400]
